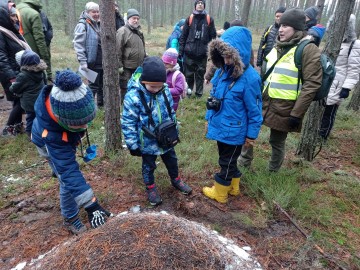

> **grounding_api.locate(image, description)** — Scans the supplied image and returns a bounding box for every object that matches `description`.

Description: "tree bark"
[64,0,76,37]
[241,0,252,26]
[99,0,122,153]
[317,0,326,23]
[297,0,356,161]
[347,82,360,111]
[305,0,316,9]
[234,0,240,20]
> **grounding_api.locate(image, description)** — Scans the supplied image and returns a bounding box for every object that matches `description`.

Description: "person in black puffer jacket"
[256,7,286,76]
[0,0,31,136]
[10,50,47,138]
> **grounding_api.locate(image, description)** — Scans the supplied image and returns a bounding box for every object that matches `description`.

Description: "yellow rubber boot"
[202,182,231,203]
[229,177,240,196]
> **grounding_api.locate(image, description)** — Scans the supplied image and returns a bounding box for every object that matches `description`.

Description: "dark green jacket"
[17,0,51,78]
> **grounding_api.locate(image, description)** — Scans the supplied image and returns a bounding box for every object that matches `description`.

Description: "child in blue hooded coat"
[203,27,263,203]
[121,56,192,206]
[31,70,112,234]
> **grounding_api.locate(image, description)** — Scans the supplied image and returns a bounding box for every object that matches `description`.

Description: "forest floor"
[1,92,359,270]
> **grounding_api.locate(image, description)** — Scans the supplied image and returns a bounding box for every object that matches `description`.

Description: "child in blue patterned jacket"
[121,56,192,206]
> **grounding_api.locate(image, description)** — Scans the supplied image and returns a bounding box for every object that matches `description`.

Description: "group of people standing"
[1,0,359,234]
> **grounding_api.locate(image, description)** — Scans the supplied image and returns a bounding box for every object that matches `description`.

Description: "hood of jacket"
[0,0,17,32]
[208,26,252,79]
[20,0,42,10]
[327,14,357,43]
[79,10,98,25]
[21,60,47,73]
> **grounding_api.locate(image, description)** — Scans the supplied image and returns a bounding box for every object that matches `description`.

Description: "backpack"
[171,70,188,99]
[40,11,53,47]
[294,40,336,101]
[189,14,210,26]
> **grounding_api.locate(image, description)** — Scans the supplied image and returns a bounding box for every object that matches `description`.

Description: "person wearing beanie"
[121,56,192,206]
[241,7,322,172]
[31,69,112,234]
[304,6,319,30]
[116,8,146,103]
[320,14,360,140]
[203,26,263,204]
[216,21,230,37]
[17,0,52,80]
[179,0,216,98]
[162,48,187,111]
[0,0,32,136]
[256,6,286,73]
[73,2,104,107]
[9,50,47,138]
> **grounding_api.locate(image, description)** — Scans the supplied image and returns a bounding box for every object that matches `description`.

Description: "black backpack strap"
[162,90,174,121]
[294,40,312,96]
[348,40,355,57]
[138,90,155,127]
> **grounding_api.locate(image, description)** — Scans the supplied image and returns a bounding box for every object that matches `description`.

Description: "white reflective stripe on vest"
[264,46,301,100]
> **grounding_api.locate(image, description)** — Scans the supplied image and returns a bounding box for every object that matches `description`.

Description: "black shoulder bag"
[138,90,179,149]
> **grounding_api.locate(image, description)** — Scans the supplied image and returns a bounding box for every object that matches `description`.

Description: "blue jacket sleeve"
[121,92,141,150]
[243,77,263,139]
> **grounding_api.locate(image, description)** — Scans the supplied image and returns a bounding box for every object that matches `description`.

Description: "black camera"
[206,97,221,111]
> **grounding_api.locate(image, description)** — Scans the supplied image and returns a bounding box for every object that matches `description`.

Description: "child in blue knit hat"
[9,50,47,138]
[121,56,192,206]
[31,69,112,234]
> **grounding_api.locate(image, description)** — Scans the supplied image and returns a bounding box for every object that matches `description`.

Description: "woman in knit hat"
[31,69,112,234]
[162,48,187,111]
[9,50,47,139]
[259,8,322,172]
[121,56,192,206]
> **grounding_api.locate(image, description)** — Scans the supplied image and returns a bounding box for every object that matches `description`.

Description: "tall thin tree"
[347,82,360,111]
[234,0,240,20]
[241,0,252,26]
[296,0,356,161]
[99,0,122,152]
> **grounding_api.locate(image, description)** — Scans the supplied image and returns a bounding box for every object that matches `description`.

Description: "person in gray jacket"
[73,2,104,107]
[116,8,146,103]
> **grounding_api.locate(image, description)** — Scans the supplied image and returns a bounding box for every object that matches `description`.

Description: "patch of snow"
[243,246,252,251]
[160,210,169,215]
[18,160,24,164]
[5,175,22,182]
[11,261,26,270]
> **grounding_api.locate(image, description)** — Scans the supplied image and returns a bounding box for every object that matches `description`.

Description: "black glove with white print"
[85,201,113,228]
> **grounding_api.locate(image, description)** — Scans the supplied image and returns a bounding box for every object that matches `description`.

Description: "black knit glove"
[288,116,301,129]
[85,201,112,228]
[339,88,350,99]
[130,148,142,156]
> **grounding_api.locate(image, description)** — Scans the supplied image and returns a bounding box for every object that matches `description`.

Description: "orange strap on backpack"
[44,95,68,142]
[16,10,24,35]
[189,14,210,26]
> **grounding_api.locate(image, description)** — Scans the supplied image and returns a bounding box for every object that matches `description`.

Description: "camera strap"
[138,89,174,128]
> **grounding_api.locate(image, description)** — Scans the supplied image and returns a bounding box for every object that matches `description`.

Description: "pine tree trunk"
[305,0,316,9]
[347,82,360,111]
[241,0,252,26]
[234,0,240,20]
[64,0,76,37]
[99,0,122,152]
[317,0,326,23]
[296,0,356,161]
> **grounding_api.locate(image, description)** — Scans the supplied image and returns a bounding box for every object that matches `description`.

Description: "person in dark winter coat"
[116,8,146,103]
[304,6,319,30]
[179,0,217,98]
[9,50,47,138]
[121,57,192,206]
[31,69,112,234]
[203,26,263,204]
[0,0,31,136]
[257,6,286,75]
[73,2,104,107]
[320,14,360,140]
[114,1,124,30]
